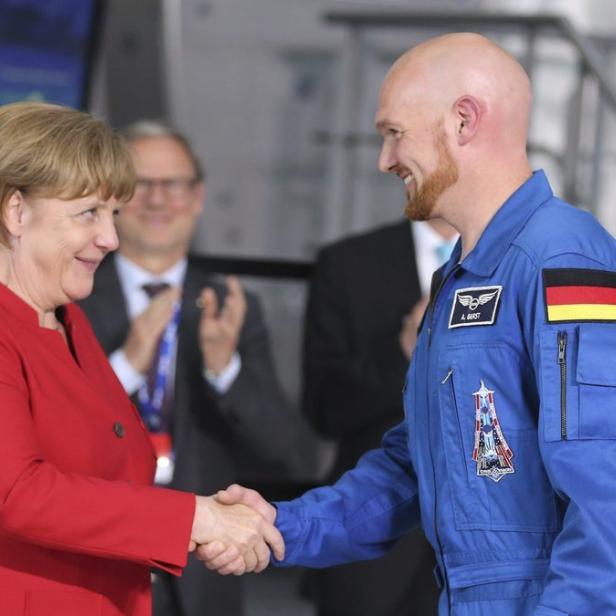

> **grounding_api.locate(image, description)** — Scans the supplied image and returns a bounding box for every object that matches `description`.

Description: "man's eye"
[79,208,97,219]
[384,128,402,141]
[165,180,186,192]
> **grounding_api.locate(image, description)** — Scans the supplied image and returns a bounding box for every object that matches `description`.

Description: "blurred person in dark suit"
[302,217,456,616]
[79,120,294,616]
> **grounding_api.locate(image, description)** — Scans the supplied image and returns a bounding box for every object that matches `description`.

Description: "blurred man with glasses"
[79,121,294,616]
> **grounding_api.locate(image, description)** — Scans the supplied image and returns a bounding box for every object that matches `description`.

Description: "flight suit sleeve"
[524,253,616,615]
[273,420,420,568]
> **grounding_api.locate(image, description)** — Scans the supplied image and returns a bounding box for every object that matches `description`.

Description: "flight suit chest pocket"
[542,324,616,441]
[438,343,560,532]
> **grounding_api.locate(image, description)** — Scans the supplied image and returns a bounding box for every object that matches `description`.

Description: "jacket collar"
[0,282,41,327]
[452,170,553,277]
[0,282,77,343]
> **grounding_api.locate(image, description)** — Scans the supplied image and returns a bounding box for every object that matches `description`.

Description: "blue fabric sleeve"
[273,420,419,568]
[523,252,616,615]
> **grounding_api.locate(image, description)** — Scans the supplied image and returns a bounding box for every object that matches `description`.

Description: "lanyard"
[138,301,181,432]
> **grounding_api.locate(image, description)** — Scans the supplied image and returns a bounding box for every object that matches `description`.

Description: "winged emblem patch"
[449,286,502,328]
[457,290,499,311]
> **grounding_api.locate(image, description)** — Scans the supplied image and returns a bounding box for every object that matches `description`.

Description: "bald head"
[378,33,532,153]
[376,33,533,241]
[390,33,529,91]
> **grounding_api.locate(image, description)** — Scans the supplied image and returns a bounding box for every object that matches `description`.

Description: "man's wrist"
[204,365,222,379]
[203,352,242,394]
[203,349,234,376]
[109,348,147,394]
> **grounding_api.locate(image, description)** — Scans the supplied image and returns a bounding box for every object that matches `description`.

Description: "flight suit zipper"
[557,331,567,440]
[430,369,453,613]
[424,265,461,612]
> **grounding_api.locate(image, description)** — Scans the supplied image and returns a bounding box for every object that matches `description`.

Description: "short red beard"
[405,130,459,221]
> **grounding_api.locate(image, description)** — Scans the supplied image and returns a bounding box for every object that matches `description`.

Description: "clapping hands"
[190,486,282,575]
[198,276,247,374]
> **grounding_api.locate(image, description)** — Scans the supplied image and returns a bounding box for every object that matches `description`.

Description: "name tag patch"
[449,285,502,328]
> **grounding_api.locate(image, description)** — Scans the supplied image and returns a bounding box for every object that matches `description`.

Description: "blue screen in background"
[0,0,100,109]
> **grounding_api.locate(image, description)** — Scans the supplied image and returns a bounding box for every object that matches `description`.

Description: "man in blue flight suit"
[200,33,616,615]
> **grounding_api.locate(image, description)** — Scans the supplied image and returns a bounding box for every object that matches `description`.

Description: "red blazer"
[0,284,196,616]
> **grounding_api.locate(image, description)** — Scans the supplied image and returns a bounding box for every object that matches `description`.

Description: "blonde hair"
[0,101,136,245]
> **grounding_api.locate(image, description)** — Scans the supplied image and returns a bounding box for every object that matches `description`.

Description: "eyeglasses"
[133,177,199,201]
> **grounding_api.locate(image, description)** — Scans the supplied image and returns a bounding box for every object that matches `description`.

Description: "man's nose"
[145,182,168,206]
[377,139,397,174]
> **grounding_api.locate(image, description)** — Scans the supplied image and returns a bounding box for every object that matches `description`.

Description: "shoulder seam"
[511,243,539,272]
[512,241,607,271]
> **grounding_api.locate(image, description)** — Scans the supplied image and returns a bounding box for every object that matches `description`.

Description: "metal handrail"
[324,9,616,112]
[193,254,313,280]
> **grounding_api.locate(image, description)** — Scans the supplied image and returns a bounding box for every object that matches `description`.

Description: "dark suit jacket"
[302,220,439,616]
[80,254,293,616]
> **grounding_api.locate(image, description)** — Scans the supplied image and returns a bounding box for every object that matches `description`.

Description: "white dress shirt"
[109,253,240,396]
[411,221,458,296]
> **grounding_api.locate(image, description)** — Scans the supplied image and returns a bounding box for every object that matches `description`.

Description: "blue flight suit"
[275,171,616,615]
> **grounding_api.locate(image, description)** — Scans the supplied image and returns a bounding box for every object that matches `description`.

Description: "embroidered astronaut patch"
[472,381,514,482]
[448,285,502,328]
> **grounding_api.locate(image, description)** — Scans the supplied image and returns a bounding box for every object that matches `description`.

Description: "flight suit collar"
[458,170,553,277]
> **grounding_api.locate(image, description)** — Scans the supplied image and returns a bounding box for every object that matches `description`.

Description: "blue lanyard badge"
[138,301,181,432]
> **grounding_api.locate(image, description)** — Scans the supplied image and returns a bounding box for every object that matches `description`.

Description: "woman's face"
[10,193,120,310]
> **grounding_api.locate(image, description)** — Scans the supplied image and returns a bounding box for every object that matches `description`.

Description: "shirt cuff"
[109,348,146,395]
[203,352,241,394]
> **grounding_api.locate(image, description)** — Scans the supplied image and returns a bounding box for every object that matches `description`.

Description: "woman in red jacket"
[0,102,283,616]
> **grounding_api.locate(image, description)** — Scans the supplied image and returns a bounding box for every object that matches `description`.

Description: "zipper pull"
[557,331,567,364]
[441,368,453,384]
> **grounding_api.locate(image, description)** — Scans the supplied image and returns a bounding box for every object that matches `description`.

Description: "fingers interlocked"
[190,491,284,576]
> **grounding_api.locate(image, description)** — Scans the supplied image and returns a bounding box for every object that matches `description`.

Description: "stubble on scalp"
[405,129,459,221]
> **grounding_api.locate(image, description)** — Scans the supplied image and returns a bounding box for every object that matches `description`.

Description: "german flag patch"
[543,268,616,323]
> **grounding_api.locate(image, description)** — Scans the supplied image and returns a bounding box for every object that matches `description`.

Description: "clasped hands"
[190,485,282,575]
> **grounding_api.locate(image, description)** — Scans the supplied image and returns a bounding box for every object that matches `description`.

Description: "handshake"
[189,484,282,575]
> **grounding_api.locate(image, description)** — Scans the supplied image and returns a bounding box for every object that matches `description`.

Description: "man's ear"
[3,190,29,239]
[453,95,483,146]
